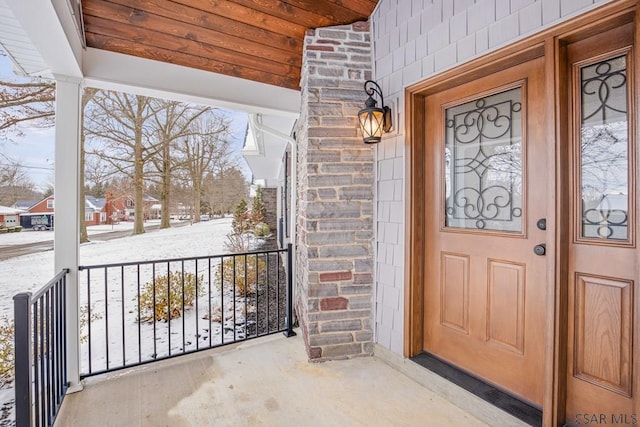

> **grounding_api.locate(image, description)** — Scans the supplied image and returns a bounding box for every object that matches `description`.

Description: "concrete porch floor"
[55,333,528,426]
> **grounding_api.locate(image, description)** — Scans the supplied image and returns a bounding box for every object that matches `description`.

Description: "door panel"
[565,23,638,421]
[440,253,469,333]
[424,57,547,406]
[573,274,633,397]
[487,260,525,354]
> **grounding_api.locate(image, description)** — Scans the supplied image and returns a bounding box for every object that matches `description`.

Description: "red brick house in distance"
[13,194,159,226]
[24,195,55,214]
[107,194,159,223]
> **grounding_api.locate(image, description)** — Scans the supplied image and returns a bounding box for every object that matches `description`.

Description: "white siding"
[372,0,613,354]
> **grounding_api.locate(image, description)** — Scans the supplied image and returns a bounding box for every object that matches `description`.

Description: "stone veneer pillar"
[294,21,374,360]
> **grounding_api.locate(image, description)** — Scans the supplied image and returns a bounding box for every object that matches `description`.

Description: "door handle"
[533,244,546,256]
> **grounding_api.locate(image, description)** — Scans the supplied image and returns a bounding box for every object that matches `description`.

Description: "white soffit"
[0,0,50,77]
[242,113,294,181]
[83,48,301,117]
[2,0,82,78]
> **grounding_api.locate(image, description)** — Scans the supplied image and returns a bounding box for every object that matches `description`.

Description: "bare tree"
[204,165,249,215]
[149,100,211,228]
[0,155,37,206]
[175,112,232,222]
[85,90,157,235]
[0,78,55,138]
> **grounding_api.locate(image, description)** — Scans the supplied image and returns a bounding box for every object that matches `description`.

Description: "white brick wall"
[371,0,614,354]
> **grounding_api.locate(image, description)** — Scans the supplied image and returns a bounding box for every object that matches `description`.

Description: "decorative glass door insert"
[577,53,631,241]
[444,86,524,232]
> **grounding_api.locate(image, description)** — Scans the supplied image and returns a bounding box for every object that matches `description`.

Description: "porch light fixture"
[358,80,392,144]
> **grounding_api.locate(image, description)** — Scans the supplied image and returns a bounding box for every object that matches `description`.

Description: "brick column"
[294,22,374,360]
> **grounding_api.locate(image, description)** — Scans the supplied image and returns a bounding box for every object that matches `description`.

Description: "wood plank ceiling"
[80,0,379,90]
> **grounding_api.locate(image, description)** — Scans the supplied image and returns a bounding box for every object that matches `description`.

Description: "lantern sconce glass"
[358,80,392,144]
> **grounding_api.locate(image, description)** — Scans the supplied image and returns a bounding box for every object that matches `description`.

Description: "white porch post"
[54,77,83,393]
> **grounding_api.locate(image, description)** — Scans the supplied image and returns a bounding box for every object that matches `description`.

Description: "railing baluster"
[104,267,109,371]
[54,282,61,407]
[13,292,32,427]
[244,255,248,339]
[45,291,52,425]
[166,261,170,356]
[32,298,39,427]
[152,264,157,359]
[284,244,296,337]
[87,269,92,375]
[51,285,59,410]
[181,260,185,352]
[276,251,280,330]
[61,273,68,394]
[255,254,259,337]
[266,253,270,334]
[232,256,236,342]
[195,259,199,351]
[121,266,125,366]
[137,265,141,364]
[38,298,45,426]
[208,257,212,348]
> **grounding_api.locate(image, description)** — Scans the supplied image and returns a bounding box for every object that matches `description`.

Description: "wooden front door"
[423,57,548,406]
[410,4,640,423]
[564,23,638,422]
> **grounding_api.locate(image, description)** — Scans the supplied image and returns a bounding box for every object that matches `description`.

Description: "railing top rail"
[78,247,288,270]
[30,268,70,301]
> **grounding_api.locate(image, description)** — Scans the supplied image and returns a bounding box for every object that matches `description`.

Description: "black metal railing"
[13,269,70,427]
[78,244,294,378]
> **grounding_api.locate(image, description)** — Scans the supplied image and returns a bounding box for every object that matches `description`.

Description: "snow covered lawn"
[0,218,233,319]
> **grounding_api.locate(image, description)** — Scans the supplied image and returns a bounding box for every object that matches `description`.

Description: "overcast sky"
[0,52,253,193]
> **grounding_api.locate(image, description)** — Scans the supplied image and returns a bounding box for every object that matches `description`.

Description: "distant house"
[12,200,40,211]
[13,194,161,225]
[110,194,159,222]
[110,195,135,222]
[24,195,55,214]
[85,196,107,226]
[0,205,24,227]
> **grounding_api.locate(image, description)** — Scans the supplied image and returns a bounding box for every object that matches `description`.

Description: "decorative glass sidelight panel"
[445,87,523,232]
[579,55,629,241]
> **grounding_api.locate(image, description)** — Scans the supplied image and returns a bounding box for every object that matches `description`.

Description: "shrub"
[225,232,250,253]
[232,199,250,235]
[138,271,204,322]
[0,318,14,388]
[216,255,266,297]
[79,305,104,344]
[254,222,270,237]
[250,186,266,227]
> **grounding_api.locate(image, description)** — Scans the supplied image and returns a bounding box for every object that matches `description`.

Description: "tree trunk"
[133,101,145,235]
[160,139,171,228]
[193,181,201,223]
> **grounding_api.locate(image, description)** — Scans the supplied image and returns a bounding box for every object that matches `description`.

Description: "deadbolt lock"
[536,218,546,230]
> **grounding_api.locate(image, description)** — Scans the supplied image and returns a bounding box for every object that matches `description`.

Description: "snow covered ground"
[0,218,233,319]
[0,218,240,426]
